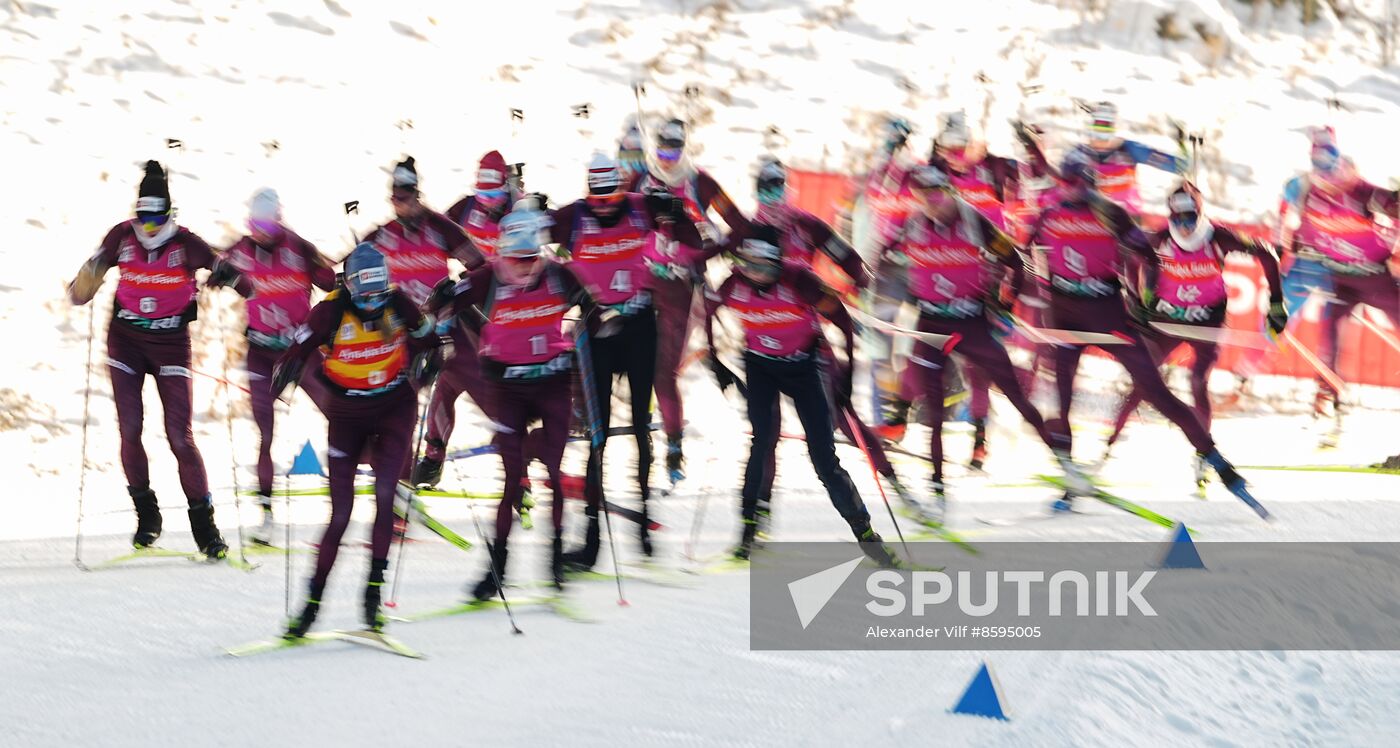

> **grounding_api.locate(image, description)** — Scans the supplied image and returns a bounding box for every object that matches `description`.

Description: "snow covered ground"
[5,1,1400,745]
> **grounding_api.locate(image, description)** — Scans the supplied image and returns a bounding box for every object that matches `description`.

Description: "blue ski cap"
[344,242,391,311]
[497,207,548,259]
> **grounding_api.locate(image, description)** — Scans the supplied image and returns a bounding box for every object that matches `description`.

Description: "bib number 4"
[610,270,632,294]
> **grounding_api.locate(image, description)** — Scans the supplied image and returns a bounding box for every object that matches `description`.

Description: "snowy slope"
[4,1,1400,746]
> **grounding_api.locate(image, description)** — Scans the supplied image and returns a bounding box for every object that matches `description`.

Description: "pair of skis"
[83,546,258,572]
[226,629,424,659]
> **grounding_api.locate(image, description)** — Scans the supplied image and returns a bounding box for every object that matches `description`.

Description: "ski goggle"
[1169,211,1200,232]
[137,211,170,233]
[390,190,418,205]
[476,187,507,202]
[656,146,684,163]
[248,218,281,237]
[586,191,626,209]
[756,178,786,204]
[351,289,390,312]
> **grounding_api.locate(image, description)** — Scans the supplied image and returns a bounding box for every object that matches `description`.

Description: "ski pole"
[73,295,97,572]
[280,389,299,617]
[213,295,253,570]
[385,375,436,609]
[344,200,361,244]
[842,408,912,565]
[574,324,629,606]
[1279,329,1345,397]
[466,500,523,635]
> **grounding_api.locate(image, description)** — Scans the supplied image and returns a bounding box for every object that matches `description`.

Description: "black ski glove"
[708,350,738,393]
[270,358,304,399]
[428,276,458,312]
[837,362,854,405]
[410,349,441,389]
[1266,301,1288,336]
[205,258,242,290]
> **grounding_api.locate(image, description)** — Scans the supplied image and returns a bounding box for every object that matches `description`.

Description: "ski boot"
[129,485,162,549]
[1201,449,1270,519]
[549,536,565,591]
[850,520,901,568]
[188,498,228,559]
[754,498,773,542]
[1192,454,1209,491]
[471,544,508,601]
[638,497,654,558]
[666,437,685,486]
[561,510,600,572]
[1052,449,1093,497]
[969,419,989,471]
[410,452,444,488]
[1050,491,1075,514]
[284,592,322,640]
[732,518,759,560]
[1380,454,1400,471]
[250,493,275,547]
[365,559,388,631]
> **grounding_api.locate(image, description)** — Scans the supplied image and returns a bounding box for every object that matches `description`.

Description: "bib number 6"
[758,334,781,350]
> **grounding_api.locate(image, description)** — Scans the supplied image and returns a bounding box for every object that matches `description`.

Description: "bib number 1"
[529,334,547,356]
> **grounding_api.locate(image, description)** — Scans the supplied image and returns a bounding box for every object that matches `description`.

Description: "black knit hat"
[135,160,171,215]
[392,156,419,191]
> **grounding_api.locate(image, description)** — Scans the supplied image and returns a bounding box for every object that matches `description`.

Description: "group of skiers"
[67,97,1400,640]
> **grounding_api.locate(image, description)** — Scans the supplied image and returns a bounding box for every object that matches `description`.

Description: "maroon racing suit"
[448,260,593,578]
[879,205,1058,486]
[630,167,748,454]
[361,209,485,477]
[277,288,439,595]
[1106,225,1283,445]
[1028,194,1217,458]
[704,261,875,544]
[549,193,704,562]
[216,228,336,498]
[416,194,511,465]
[69,220,252,509]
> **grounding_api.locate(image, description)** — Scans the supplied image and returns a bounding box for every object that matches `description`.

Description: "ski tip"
[618,599,631,607]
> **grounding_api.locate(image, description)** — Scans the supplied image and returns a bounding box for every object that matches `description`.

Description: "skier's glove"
[410,349,441,389]
[645,256,689,282]
[1266,301,1289,336]
[205,258,242,290]
[270,358,304,399]
[1012,119,1042,150]
[837,362,854,405]
[708,350,738,394]
[428,276,457,313]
